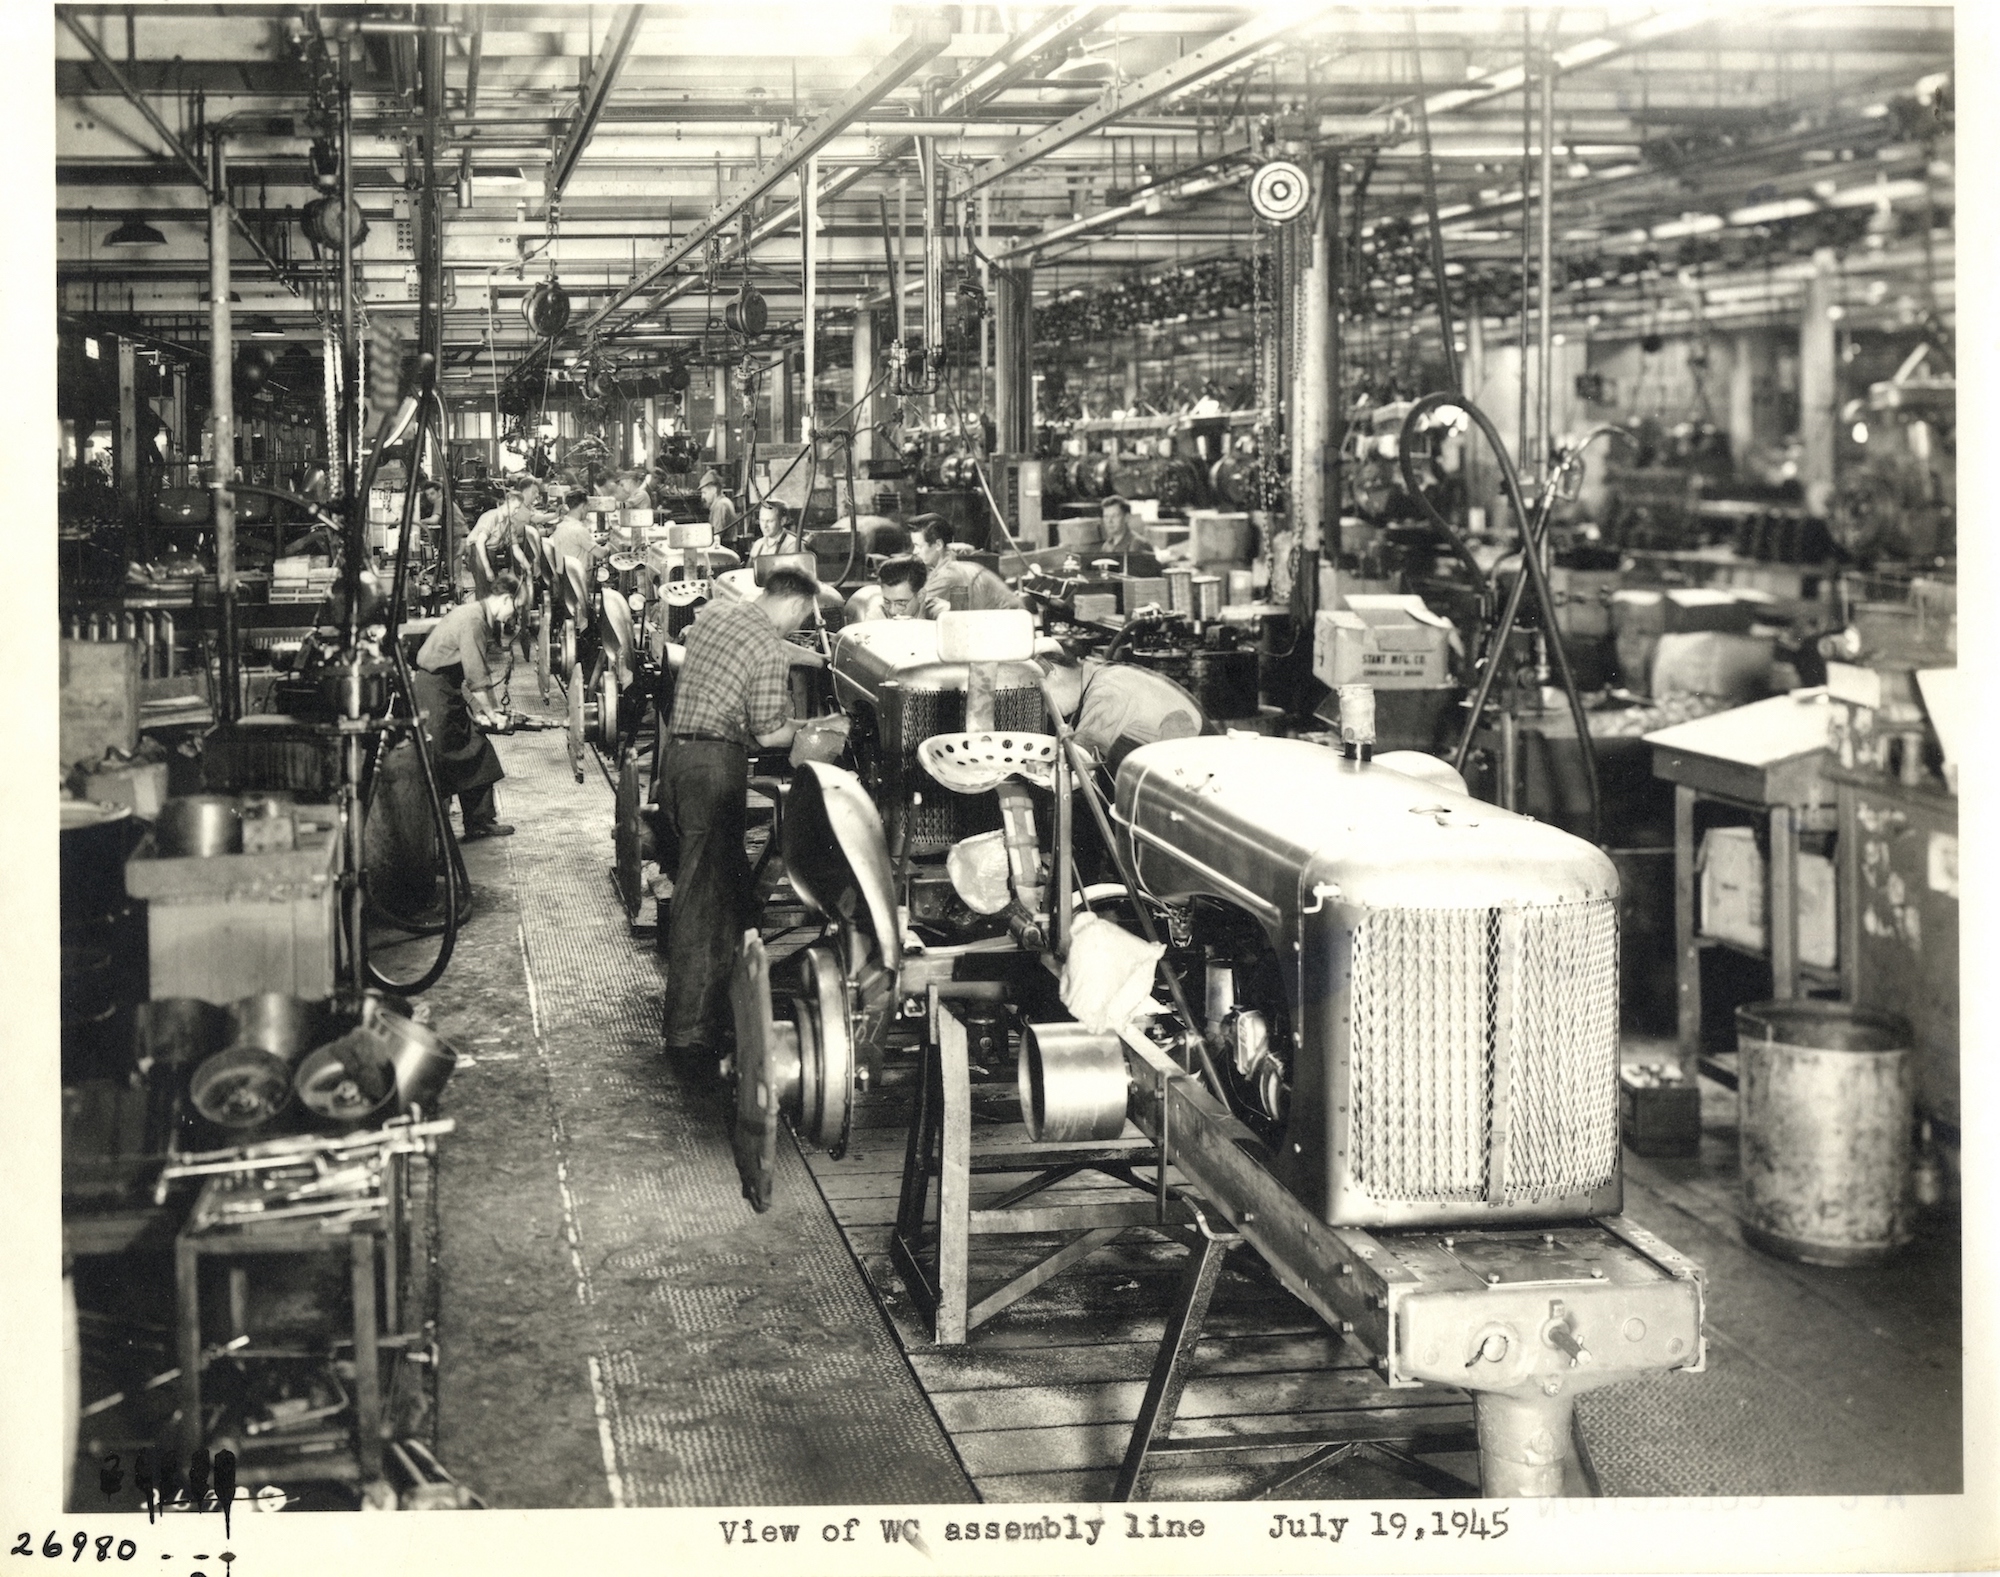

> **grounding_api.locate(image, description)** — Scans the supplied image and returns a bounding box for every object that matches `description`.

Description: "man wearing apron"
[414,569,522,839]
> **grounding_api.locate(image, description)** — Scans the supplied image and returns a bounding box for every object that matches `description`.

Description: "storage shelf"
[1694,931,1841,979]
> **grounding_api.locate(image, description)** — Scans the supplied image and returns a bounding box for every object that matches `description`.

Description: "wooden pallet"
[801,1076,1482,1503]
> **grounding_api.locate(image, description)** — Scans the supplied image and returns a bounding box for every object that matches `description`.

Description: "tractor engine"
[829,621,1048,860]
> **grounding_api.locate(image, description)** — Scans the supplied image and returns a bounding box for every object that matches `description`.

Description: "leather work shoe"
[462,822,515,840]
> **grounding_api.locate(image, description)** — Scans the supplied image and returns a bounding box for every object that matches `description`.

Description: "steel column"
[209,136,239,724]
[1537,32,1556,490]
[993,267,1033,456]
[801,156,817,440]
[851,306,875,467]
[116,337,141,524]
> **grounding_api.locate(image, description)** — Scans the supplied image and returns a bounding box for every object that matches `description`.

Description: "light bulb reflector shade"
[105,217,167,246]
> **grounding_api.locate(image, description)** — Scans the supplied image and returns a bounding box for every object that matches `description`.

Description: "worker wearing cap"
[911,514,1021,612]
[843,555,934,623]
[413,569,523,840]
[658,565,836,1074]
[698,470,738,544]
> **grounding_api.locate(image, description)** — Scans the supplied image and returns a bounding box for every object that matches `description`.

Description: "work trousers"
[658,738,753,1052]
[410,664,505,830]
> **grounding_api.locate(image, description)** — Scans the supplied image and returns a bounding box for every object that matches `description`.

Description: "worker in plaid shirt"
[657,565,825,1073]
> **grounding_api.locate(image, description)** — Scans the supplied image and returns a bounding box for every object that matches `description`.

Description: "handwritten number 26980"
[9,1533,137,1560]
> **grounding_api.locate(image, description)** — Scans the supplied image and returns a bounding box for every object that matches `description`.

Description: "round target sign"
[1249,160,1311,224]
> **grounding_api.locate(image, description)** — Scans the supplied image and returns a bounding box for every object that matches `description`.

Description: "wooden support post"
[350,1228,382,1481]
[175,1235,203,1468]
[889,989,1179,1346]
[1768,804,1798,1001]
[1674,784,1701,1080]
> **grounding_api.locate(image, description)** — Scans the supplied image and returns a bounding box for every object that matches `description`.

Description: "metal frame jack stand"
[1114,1202,1481,1503]
[890,986,1190,1345]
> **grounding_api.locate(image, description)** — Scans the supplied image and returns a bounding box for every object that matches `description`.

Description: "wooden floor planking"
[800,1063,1481,1503]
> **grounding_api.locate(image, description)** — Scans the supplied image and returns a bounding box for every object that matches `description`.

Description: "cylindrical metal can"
[1736,1001,1915,1265]
[1163,567,1194,616]
[1192,574,1223,622]
[1018,1022,1129,1143]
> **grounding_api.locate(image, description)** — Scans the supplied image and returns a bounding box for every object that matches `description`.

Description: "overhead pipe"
[964,4,1330,194]
[575,14,953,339]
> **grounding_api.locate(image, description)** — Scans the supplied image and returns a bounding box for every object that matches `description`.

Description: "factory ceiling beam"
[545,4,645,207]
[575,11,954,339]
[939,4,1121,113]
[57,9,315,312]
[964,5,1327,194]
[1400,5,1720,120]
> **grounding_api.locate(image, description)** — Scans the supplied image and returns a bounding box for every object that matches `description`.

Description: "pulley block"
[1248,159,1311,225]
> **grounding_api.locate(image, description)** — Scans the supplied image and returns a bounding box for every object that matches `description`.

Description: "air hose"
[1395,392,1602,843]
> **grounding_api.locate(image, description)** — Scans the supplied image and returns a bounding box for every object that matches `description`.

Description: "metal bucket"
[1736,1001,1915,1265]
[133,998,232,1074]
[227,993,334,1069]
[156,795,243,858]
[362,1008,459,1113]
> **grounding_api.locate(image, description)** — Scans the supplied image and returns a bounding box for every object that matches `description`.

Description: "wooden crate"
[61,640,139,769]
[124,834,340,1003]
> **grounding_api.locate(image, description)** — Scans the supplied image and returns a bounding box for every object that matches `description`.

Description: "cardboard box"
[1180,511,1254,565]
[1620,1064,1702,1158]
[61,640,140,770]
[1312,594,1454,690]
[80,760,169,818]
[1610,587,1756,638]
[1698,825,1836,969]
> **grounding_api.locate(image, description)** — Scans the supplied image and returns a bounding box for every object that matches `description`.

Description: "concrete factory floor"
[372,701,1962,1509]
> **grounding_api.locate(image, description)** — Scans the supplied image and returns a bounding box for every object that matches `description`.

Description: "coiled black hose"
[1395,392,1602,843]
[366,364,464,992]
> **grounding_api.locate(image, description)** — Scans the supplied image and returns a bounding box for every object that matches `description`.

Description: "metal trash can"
[1736,1001,1915,1265]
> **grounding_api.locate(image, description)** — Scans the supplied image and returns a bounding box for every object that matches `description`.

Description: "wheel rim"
[798,945,854,1156]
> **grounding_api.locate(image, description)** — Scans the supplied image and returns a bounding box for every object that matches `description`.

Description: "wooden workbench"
[1647,692,1839,1080]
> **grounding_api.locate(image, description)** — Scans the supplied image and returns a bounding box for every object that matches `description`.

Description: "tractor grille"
[885,683,1045,854]
[1347,899,1618,1206]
